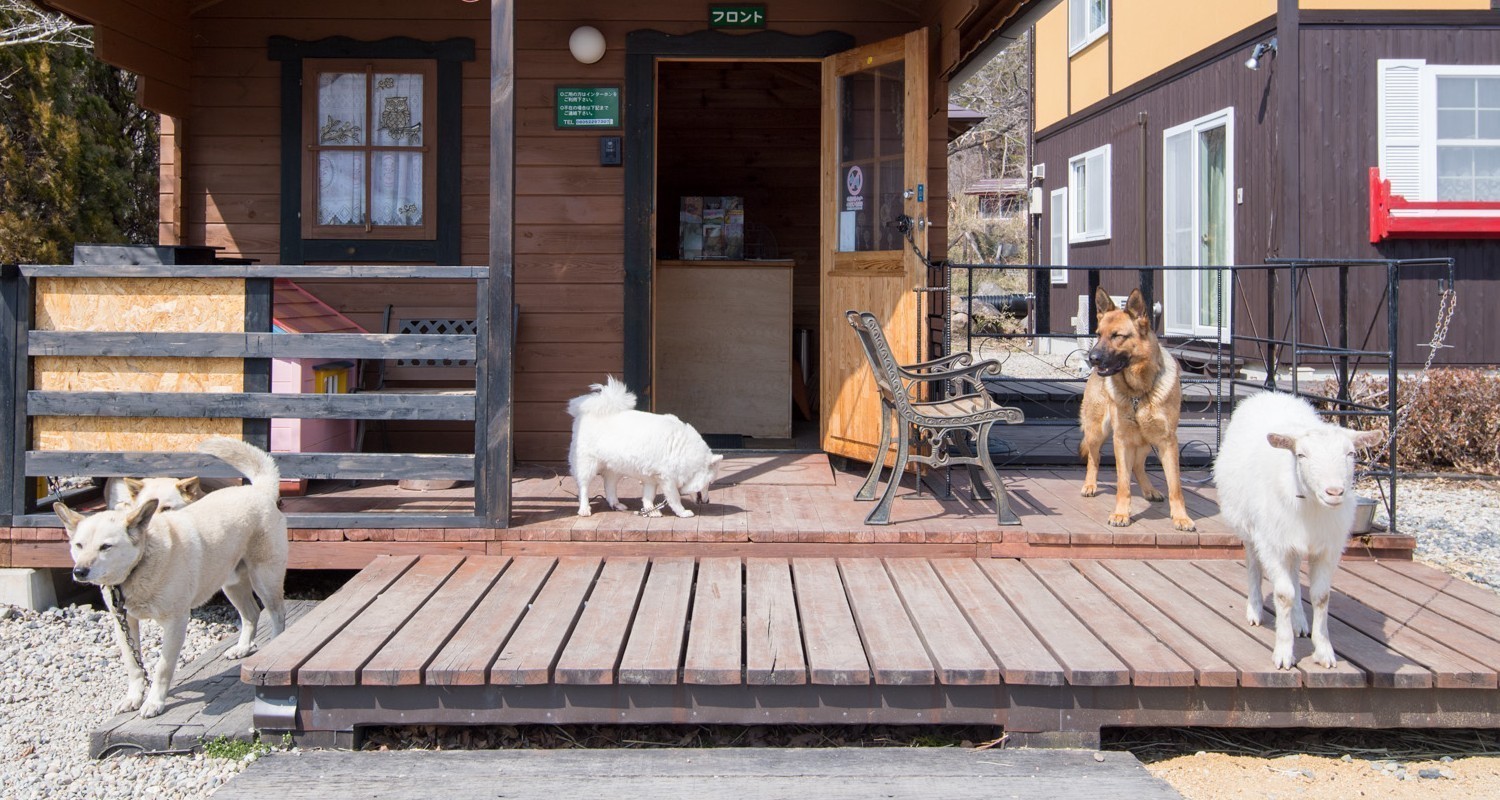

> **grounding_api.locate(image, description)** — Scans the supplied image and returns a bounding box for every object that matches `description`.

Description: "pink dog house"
[271,279,363,494]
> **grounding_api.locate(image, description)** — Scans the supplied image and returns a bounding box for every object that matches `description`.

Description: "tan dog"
[104,476,204,512]
[57,438,288,718]
[1079,287,1195,531]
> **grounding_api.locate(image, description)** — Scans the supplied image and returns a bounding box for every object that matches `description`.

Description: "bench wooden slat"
[789,558,867,685]
[1029,560,1196,687]
[1073,560,1238,687]
[1151,561,1366,688]
[745,558,808,685]
[618,557,695,684]
[980,560,1131,686]
[1345,561,1500,644]
[360,557,509,686]
[241,555,417,685]
[1195,561,1434,689]
[928,559,1066,685]
[683,557,742,685]
[490,558,602,685]
[424,557,555,685]
[883,559,999,685]
[296,555,465,685]
[838,559,934,685]
[1378,561,1500,618]
[1101,560,1299,688]
[555,558,650,685]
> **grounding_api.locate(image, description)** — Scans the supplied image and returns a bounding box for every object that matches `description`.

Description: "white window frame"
[1067,144,1111,243]
[1049,187,1068,285]
[1068,0,1109,56]
[1420,64,1500,202]
[1380,59,1500,202]
[1161,107,1234,342]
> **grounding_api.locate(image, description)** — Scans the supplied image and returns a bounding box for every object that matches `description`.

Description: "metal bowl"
[1350,496,1378,535]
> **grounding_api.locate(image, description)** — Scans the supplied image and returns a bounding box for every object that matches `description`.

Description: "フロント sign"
[709,4,766,29]
[555,86,621,129]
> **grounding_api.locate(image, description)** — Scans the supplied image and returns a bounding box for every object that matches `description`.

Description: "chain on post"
[1379,280,1458,454]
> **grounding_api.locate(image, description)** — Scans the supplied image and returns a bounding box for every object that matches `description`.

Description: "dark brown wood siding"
[1034,46,1278,336]
[1298,22,1500,366]
[182,1,935,462]
[1035,21,1499,367]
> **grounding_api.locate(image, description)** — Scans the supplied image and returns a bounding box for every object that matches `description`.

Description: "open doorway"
[651,59,823,451]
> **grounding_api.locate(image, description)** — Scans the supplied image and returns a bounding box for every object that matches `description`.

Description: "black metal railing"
[930,258,1458,534]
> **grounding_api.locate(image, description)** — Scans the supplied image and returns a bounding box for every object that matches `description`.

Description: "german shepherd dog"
[1080,287,1195,531]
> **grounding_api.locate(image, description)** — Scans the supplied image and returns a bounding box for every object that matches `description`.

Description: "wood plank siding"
[1034,11,1500,366]
[167,1,952,463]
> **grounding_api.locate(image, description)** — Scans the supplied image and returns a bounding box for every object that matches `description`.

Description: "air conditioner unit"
[1073,293,1127,335]
[1031,163,1045,180]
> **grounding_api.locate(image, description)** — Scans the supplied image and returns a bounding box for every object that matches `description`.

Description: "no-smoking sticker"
[845,165,864,211]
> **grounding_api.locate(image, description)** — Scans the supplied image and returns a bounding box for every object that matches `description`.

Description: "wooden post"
[480,0,516,528]
[243,278,272,451]
[1277,0,1299,259]
[0,264,17,522]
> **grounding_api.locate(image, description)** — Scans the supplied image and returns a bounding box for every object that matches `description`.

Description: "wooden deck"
[1,458,1415,568]
[240,554,1500,748]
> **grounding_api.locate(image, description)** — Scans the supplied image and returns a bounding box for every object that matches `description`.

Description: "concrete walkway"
[215,747,1185,799]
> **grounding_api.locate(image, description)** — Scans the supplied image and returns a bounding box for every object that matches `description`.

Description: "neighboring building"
[965,177,1029,222]
[1030,0,1496,366]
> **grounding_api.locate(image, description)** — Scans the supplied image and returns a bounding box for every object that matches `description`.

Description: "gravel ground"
[1385,479,1500,591]
[0,601,251,800]
[0,478,1494,800]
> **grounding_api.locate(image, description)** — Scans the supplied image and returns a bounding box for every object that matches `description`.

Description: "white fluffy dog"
[567,376,723,518]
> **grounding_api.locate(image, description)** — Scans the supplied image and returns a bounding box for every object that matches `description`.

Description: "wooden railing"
[0,263,507,530]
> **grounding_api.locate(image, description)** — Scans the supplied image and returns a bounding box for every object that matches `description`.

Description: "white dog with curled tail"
[567,375,723,518]
[1213,392,1383,670]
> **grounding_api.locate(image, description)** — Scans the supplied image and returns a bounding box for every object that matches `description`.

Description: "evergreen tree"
[0,5,157,264]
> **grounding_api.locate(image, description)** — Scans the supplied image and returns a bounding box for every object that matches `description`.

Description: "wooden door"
[819,30,930,463]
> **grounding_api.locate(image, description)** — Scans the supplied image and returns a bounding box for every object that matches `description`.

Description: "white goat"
[1212,392,1384,670]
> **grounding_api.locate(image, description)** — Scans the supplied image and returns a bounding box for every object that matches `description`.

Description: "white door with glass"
[1163,108,1233,340]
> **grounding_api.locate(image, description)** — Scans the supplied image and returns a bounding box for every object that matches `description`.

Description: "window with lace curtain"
[302,59,437,239]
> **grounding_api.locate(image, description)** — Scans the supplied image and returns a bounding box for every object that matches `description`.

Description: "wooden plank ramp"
[215,748,1185,800]
[90,600,316,757]
[238,555,1500,748]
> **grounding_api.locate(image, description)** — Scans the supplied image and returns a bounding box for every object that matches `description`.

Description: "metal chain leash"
[1378,281,1458,454]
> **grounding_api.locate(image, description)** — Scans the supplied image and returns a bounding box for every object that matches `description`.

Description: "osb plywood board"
[34,278,245,452]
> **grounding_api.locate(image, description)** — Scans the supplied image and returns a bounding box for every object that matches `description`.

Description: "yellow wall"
[1034,3,1070,129]
[1069,35,1110,113]
[1301,1,1489,9]
[1113,0,1276,89]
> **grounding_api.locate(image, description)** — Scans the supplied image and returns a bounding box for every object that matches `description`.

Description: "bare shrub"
[1317,369,1500,475]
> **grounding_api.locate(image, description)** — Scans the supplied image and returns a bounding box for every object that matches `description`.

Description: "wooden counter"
[655,259,793,439]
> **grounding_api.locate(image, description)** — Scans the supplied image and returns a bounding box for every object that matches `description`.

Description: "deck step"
[214,748,1186,800]
[236,556,1500,745]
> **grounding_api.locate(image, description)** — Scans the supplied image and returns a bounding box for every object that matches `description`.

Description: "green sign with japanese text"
[555,86,621,129]
[709,4,766,29]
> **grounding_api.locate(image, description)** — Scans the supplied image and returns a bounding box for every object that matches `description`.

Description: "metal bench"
[845,309,1025,526]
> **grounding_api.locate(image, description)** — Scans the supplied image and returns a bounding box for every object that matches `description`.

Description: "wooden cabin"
[1029,0,1496,367]
[16,2,1500,751]
[1,0,1086,569]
